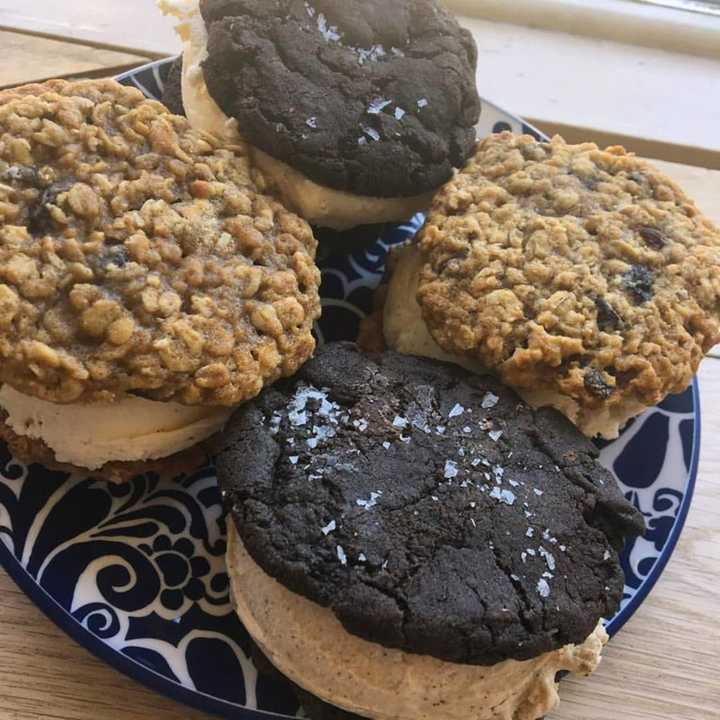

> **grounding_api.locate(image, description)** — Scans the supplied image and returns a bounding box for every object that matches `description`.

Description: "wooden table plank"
[0,0,179,57]
[0,30,147,89]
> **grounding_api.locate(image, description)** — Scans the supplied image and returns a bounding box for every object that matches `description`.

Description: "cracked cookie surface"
[199,0,480,197]
[0,79,321,406]
[216,342,644,665]
[417,133,720,425]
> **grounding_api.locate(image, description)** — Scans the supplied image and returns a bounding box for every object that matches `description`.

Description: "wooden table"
[1,7,719,720]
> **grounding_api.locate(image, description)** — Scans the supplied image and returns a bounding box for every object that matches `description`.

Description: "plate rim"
[0,56,702,720]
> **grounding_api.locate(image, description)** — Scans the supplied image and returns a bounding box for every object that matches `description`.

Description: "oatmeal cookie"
[0,79,321,406]
[415,133,720,436]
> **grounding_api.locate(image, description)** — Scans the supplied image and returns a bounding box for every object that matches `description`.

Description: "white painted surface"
[460,15,720,154]
[446,0,720,59]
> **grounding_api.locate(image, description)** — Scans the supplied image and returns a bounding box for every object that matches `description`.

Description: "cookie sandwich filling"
[0,385,231,471]
[158,0,477,230]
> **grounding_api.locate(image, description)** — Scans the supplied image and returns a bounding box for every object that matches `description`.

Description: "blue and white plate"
[0,59,700,719]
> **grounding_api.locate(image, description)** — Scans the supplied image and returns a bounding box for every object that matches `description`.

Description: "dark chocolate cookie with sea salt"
[199,0,480,198]
[216,343,644,666]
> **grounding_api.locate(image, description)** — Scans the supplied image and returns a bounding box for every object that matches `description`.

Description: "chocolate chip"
[584,369,613,399]
[595,297,621,331]
[27,179,75,236]
[1,165,40,186]
[622,265,655,304]
[639,226,666,250]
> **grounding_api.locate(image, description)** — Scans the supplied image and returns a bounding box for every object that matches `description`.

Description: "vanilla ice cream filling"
[383,244,647,439]
[227,523,607,720]
[0,384,232,470]
[159,0,434,230]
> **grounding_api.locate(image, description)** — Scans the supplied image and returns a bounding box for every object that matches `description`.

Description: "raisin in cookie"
[159,0,480,230]
[0,79,320,478]
[383,133,720,438]
[217,342,644,720]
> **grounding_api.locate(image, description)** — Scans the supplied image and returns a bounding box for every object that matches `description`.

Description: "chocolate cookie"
[199,0,480,198]
[217,342,644,666]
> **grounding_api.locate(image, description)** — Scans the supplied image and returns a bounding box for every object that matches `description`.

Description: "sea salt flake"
[361,124,381,142]
[469,501,477,508]
[490,487,515,506]
[321,520,336,535]
[539,547,556,571]
[458,447,465,457]
[392,415,408,429]
[510,573,520,582]
[537,578,551,597]
[306,116,318,128]
[353,418,368,432]
[470,518,477,528]
[603,549,611,560]
[417,97,429,108]
[358,553,367,562]
[560,544,567,552]
[444,460,459,479]
[527,548,536,556]
[289,456,299,465]
[337,545,348,565]
[482,392,499,409]
[368,98,392,114]
[382,441,391,450]
[471,457,482,467]
[307,437,318,449]
[526,528,534,537]
[533,488,544,496]
[463,426,472,434]
[356,491,383,510]
[489,430,503,442]
[394,106,406,120]
[448,403,464,418]
[436,425,446,435]
[508,479,519,487]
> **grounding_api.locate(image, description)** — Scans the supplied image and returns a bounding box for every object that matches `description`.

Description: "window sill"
[445,0,720,60]
[452,12,720,167]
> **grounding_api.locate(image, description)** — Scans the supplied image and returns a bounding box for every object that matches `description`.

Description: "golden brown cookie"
[409,133,720,437]
[0,79,321,406]
[0,79,321,478]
